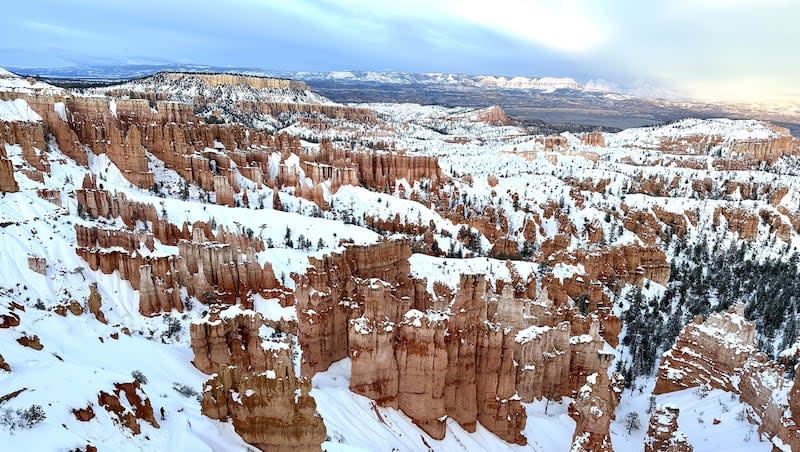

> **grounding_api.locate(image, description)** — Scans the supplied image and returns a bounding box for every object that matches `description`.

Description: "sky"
[0,0,798,104]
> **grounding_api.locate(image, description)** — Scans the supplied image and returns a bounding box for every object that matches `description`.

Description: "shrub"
[131,369,148,384]
[0,405,46,431]
[172,382,199,399]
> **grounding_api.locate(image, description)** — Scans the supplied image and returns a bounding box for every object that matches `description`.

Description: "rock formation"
[97,381,159,435]
[192,308,326,452]
[581,131,606,147]
[644,404,692,452]
[568,364,620,452]
[0,144,18,192]
[654,305,756,394]
[655,304,800,450]
[294,239,630,446]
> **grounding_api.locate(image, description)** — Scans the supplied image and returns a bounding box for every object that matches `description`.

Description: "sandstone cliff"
[192,308,326,451]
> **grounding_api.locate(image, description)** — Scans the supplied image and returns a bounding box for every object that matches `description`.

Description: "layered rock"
[190,307,296,375]
[514,322,572,401]
[162,72,309,90]
[738,355,800,450]
[394,309,449,438]
[655,304,800,450]
[306,144,444,193]
[193,308,326,452]
[348,279,404,405]
[644,405,692,452]
[654,304,756,394]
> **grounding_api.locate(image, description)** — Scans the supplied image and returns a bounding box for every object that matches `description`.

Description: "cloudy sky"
[1,0,797,103]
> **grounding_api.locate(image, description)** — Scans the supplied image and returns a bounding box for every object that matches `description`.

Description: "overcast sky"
[1,0,797,103]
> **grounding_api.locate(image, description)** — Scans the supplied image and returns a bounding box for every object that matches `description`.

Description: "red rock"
[568,365,618,452]
[97,381,159,435]
[16,334,43,350]
[72,404,96,422]
[581,131,606,147]
[644,405,692,452]
[654,304,756,394]
[193,308,326,452]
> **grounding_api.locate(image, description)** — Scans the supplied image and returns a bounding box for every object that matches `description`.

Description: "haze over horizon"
[1,0,798,105]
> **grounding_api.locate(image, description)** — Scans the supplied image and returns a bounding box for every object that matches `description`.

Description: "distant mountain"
[8,64,800,133]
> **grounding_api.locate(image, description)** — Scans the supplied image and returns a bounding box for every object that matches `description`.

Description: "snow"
[53,102,68,122]
[0,99,43,122]
[516,325,551,344]
[610,379,769,452]
[607,118,787,149]
[313,359,576,452]
[409,254,537,294]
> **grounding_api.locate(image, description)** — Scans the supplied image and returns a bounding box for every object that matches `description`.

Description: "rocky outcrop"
[190,307,296,375]
[348,280,403,405]
[655,304,800,450]
[581,131,605,147]
[97,381,159,435]
[467,106,512,125]
[654,304,756,394]
[201,365,326,452]
[77,233,283,315]
[297,239,633,446]
[306,144,443,193]
[16,334,43,350]
[0,354,9,372]
[87,283,107,324]
[194,308,326,452]
[394,309,449,438]
[645,121,795,163]
[568,369,619,452]
[713,207,759,240]
[72,404,96,422]
[738,356,800,451]
[644,405,692,452]
[75,224,154,252]
[27,256,47,275]
[514,322,572,401]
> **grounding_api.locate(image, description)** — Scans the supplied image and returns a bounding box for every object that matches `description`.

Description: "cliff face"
[626,120,796,163]
[295,240,420,376]
[306,142,444,193]
[162,72,309,90]
[193,308,326,452]
[0,144,18,192]
[75,209,284,316]
[581,131,606,147]
[644,405,693,452]
[345,274,528,444]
